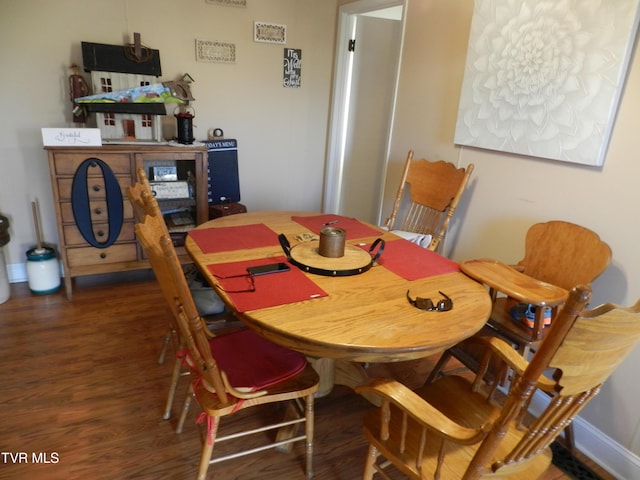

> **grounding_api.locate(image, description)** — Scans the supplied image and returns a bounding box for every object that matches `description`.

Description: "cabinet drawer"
[63,221,135,246]
[60,200,133,223]
[67,244,138,267]
[57,176,129,202]
[53,153,131,175]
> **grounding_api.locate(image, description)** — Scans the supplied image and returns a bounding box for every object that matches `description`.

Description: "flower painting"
[454,0,640,166]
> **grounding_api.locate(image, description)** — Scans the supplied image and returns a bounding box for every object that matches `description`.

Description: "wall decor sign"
[195,39,236,64]
[283,48,302,88]
[205,0,246,6]
[254,22,287,44]
[454,0,640,166]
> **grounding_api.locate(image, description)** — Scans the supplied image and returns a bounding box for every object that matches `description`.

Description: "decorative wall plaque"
[195,39,236,64]
[205,0,246,6]
[454,0,640,166]
[254,22,287,44]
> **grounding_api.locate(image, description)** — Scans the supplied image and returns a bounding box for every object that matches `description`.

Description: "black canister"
[175,111,195,144]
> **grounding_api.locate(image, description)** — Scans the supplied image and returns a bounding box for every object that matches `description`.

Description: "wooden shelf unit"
[46,144,208,299]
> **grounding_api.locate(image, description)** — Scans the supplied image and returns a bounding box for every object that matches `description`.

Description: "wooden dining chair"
[127,167,236,421]
[356,285,640,480]
[384,150,473,252]
[134,207,319,479]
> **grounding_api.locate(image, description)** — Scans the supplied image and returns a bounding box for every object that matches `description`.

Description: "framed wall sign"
[205,0,246,6]
[195,39,236,64]
[254,22,287,44]
[283,48,301,88]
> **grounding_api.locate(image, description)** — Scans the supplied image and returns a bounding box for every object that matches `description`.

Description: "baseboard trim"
[7,262,28,283]
[7,260,66,284]
[529,390,640,479]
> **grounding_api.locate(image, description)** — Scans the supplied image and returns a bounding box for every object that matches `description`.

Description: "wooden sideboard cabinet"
[46,144,208,299]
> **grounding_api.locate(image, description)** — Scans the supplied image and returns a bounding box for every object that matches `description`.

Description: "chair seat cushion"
[210,328,307,391]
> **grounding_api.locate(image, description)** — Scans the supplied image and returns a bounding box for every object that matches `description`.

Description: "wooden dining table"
[185,211,492,397]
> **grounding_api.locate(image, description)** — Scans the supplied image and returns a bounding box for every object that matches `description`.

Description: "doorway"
[323,0,404,225]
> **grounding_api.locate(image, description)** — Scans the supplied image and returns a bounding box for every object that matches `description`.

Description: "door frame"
[323,0,406,224]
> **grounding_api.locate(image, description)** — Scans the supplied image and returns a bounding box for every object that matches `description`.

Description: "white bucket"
[26,246,61,295]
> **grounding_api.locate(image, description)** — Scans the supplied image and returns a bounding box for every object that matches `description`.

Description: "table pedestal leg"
[309,357,335,398]
[334,360,380,406]
[309,357,381,405]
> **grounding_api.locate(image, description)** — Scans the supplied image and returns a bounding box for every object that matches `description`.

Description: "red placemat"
[207,256,328,312]
[374,239,459,280]
[292,214,383,240]
[188,224,279,254]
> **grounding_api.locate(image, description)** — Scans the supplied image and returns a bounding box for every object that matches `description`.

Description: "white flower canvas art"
[454,0,640,166]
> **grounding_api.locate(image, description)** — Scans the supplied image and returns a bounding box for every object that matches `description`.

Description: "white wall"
[0,0,337,274]
[379,0,640,464]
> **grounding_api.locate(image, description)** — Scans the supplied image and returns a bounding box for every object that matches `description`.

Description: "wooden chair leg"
[563,423,576,452]
[425,349,452,384]
[276,401,302,453]
[176,385,194,434]
[305,394,314,479]
[197,415,219,480]
[363,444,379,480]
[163,354,186,420]
[158,332,171,365]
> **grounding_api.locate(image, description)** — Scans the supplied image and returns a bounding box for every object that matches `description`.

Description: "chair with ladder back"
[127,167,238,420]
[133,203,319,479]
[384,150,473,252]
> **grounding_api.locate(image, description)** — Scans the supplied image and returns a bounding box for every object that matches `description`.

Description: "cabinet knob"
[97,230,105,237]
[92,185,102,192]
[94,208,102,215]
[100,253,107,259]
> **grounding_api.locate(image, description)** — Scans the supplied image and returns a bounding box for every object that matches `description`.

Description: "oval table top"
[185,211,491,363]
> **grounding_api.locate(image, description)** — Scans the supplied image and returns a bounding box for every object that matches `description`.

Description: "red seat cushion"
[209,329,307,391]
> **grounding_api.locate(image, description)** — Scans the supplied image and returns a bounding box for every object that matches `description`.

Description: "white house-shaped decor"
[81,40,166,143]
[88,71,163,142]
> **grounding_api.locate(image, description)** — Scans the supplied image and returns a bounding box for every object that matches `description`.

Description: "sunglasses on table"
[406,290,453,312]
[212,273,256,293]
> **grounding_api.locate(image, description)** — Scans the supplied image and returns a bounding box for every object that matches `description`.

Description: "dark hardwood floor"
[0,272,611,479]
